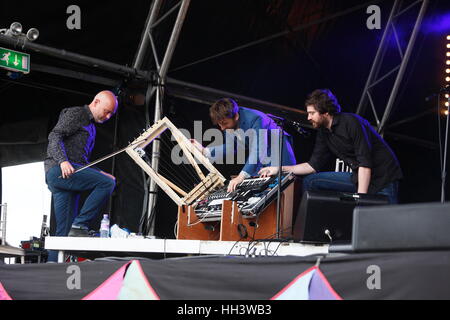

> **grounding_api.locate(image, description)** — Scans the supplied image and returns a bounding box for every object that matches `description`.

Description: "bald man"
[44,91,118,261]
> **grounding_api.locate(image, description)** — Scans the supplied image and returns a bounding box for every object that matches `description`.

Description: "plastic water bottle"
[100,214,110,238]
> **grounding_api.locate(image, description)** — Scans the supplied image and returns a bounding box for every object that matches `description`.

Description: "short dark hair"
[209,98,239,125]
[305,89,341,115]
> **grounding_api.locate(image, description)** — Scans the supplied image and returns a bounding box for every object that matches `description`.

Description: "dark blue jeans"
[46,164,115,262]
[302,172,399,204]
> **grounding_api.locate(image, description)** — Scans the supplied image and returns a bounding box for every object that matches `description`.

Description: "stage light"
[446,94,450,98]
[447,69,450,73]
[446,102,450,107]
[444,109,449,116]
[447,60,450,65]
[26,28,39,41]
[447,77,450,82]
[9,22,22,36]
[0,22,39,43]
[447,44,450,49]
[448,35,450,41]
[447,52,450,57]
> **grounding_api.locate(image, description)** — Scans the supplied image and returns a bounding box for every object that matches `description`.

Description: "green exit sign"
[0,47,30,74]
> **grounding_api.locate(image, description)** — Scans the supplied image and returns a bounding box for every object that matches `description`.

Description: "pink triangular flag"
[82,261,131,300]
[0,282,12,300]
[118,260,160,300]
[271,266,316,300]
[271,266,342,300]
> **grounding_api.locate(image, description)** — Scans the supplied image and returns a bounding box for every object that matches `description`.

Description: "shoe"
[68,227,90,237]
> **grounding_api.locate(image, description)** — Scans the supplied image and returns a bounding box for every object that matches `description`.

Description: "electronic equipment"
[194,173,295,222]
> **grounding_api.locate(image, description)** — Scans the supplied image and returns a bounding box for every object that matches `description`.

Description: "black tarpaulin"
[1,251,450,300]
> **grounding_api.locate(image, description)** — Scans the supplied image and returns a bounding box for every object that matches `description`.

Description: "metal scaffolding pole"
[165,77,308,122]
[132,0,164,70]
[355,0,429,135]
[378,0,429,134]
[0,34,150,80]
[144,0,191,236]
[356,0,400,117]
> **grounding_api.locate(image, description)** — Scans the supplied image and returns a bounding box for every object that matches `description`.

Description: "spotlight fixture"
[26,28,39,41]
[0,21,39,42]
[8,22,22,36]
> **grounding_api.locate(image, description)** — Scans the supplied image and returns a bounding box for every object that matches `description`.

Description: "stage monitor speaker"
[351,202,450,252]
[293,191,389,243]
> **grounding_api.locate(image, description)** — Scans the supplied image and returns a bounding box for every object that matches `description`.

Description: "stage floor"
[45,237,329,262]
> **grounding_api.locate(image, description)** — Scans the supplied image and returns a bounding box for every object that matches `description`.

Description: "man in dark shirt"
[259,89,402,203]
[45,90,118,261]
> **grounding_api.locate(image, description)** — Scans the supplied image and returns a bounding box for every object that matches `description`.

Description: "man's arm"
[348,115,374,193]
[284,162,316,175]
[48,108,81,178]
[259,162,316,177]
[239,117,265,178]
[48,108,80,164]
[357,167,371,193]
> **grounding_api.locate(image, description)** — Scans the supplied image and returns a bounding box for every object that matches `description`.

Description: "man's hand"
[227,174,245,193]
[259,166,279,178]
[189,139,206,155]
[60,161,75,179]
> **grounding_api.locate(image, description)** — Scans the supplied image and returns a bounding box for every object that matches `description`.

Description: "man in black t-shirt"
[259,89,402,203]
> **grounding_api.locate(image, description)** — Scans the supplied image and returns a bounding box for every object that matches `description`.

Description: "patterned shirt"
[44,105,96,172]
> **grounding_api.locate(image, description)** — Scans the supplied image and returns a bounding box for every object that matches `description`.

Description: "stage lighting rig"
[0,22,39,42]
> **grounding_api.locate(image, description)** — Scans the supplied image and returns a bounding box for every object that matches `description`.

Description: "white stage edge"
[45,237,329,263]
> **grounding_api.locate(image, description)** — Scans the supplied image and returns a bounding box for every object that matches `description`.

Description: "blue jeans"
[302,172,399,204]
[46,164,115,262]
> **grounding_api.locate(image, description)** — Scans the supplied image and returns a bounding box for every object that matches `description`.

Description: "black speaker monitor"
[352,202,450,252]
[293,191,389,243]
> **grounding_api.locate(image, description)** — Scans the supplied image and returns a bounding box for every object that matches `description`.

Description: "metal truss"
[0,0,435,234]
[131,0,191,235]
[356,0,429,135]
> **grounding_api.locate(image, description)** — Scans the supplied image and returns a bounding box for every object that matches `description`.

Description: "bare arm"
[357,167,371,193]
[259,162,316,177]
[283,163,316,176]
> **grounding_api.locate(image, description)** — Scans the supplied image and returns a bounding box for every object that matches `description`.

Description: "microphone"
[267,114,310,136]
[324,229,333,243]
[290,120,311,137]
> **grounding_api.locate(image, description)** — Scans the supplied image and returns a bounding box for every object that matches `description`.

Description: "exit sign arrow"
[0,47,30,74]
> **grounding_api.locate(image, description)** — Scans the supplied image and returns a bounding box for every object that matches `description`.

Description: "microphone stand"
[442,93,450,203]
[428,86,450,203]
[267,114,309,239]
[276,124,283,239]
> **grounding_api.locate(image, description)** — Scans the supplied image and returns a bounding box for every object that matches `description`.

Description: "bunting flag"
[271,266,342,300]
[83,260,159,300]
[0,282,12,300]
[117,260,160,300]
